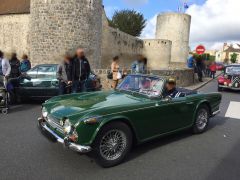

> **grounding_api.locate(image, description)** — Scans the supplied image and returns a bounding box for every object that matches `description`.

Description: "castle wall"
[0,14,30,57]
[143,39,172,69]
[101,12,144,68]
[156,13,191,64]
[30,0,102,68]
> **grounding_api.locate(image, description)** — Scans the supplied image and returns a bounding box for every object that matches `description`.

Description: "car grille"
[231,76,240,87]
[46,115,64,134]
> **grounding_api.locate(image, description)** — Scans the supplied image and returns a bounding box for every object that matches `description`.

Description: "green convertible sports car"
[38,74,222,167]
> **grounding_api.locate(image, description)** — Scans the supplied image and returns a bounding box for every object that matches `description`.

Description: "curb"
[188,72,223,91]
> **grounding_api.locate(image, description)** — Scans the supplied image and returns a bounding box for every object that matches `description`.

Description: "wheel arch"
[90,116,139,145]
[194,100,212,118]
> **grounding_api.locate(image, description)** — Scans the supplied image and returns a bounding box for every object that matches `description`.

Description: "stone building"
[215,43,240,63]
[0,0,191,72]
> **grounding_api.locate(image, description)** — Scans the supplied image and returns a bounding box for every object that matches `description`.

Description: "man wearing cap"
[162,78,184,98]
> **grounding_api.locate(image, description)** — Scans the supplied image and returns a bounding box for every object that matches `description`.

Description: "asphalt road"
[1,79,240,180]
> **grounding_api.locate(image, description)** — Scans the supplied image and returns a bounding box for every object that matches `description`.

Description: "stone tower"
[30,0,102,68]
[143,39,172,69]
[156,13,191,65]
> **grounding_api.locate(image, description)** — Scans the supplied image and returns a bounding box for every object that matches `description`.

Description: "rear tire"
[92,122,132,168]
[192,105,210,134]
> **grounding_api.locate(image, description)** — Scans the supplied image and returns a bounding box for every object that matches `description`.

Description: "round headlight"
[42,107,48,118]
[63,119,72,134]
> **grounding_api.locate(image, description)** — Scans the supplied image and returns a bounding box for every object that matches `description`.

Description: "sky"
[103,0,240,50]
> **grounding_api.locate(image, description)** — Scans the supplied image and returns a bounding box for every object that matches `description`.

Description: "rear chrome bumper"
[38,118,92,154]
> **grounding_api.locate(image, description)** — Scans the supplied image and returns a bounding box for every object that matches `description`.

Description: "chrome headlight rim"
[42,107,48,118]
[63,119,72,134]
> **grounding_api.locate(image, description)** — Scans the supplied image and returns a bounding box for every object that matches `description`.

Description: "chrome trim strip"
[212,110,220,116]
[38,119,92,153]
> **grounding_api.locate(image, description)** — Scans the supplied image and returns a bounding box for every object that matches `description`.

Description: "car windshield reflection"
[117,75,164,97]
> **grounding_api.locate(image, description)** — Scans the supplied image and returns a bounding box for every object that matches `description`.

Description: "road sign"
[196,45,206,55]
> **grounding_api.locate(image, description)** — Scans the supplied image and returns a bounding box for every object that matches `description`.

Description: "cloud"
[123,0,148,6]
[141,14,157,39]
[186,0,240,49]
[141,0,240,50]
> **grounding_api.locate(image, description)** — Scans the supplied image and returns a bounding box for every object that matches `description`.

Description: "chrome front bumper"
[219,85,240,90]
[38,118,92,154]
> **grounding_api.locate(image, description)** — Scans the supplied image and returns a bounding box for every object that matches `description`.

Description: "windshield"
[226,66,240,74]
[117,75,164,97]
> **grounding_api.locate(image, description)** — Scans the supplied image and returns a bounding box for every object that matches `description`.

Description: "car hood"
[44,90,148,120]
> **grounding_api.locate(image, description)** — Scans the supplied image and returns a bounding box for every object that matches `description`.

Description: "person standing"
[9,53,21,78]
[187,53,195,68]
[20,54,31,73]
[71,48,91,93]
[209,61,217,79]
[131,55,146,74]
[57,54,73,95]
[195,56,203,82]
[111,56,120,89]
[0,50,11,82]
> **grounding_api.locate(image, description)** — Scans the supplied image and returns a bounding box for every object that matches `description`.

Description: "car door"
[155,96,194,133]
[131,96,194,141]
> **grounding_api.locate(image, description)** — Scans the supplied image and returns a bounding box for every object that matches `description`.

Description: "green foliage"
[108,9,147,37]
[230,53,238,63]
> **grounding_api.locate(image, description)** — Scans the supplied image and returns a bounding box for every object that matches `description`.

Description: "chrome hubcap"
[100,130,127,161]
[196,109,208,130]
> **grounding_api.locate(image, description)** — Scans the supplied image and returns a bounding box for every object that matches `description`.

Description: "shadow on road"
[126,116,227,164]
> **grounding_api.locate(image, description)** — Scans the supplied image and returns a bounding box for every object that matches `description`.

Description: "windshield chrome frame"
[116,74,165,98]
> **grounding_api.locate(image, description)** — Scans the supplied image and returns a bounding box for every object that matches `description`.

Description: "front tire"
[192,105,210,134]
[92,122,132,168]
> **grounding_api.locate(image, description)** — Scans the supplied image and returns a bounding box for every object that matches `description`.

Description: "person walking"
[0,50,11,83]
[71,48,91,93]
[57,54,73,95]
[209,61,217,79]
[9,53,21,78]
[20,54,31,73]
[111,56,120,89]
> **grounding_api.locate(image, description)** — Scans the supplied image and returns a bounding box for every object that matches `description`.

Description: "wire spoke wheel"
[196,109,208,130]
[99,129,127,161]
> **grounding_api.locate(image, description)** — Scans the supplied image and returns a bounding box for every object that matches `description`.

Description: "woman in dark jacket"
[9,53,21,78]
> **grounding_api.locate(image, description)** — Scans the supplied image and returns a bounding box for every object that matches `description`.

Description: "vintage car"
[38,74,222,167]
[216,62,225,71]
[218,64,240,91]
[13,64,101,102]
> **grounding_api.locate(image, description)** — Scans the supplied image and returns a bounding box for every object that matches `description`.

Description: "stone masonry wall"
[0,14,30,57]
[93,68,194,90]
[30,0,102,68]
[101,11,143,68]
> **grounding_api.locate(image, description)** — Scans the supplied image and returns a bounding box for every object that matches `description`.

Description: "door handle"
[186,102,194,105]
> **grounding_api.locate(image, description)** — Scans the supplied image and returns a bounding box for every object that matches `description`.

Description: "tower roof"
[0,0,30,15]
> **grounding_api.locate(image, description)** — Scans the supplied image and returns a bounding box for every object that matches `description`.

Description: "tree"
[230,53,238,64]
[108,9,147,37]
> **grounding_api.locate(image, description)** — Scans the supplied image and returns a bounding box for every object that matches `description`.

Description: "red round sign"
[196,45,206,55]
